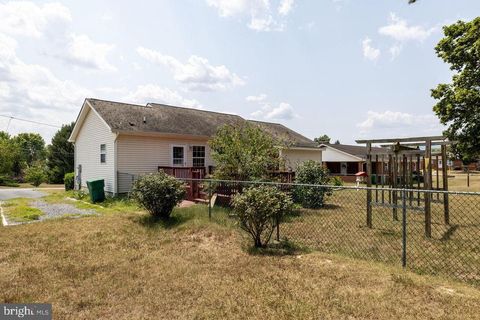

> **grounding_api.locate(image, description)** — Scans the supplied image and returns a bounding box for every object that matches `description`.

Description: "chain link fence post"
[208,179,212,220]
[402,188,407,268]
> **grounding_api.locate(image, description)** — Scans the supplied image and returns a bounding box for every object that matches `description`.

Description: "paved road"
[0,189,47,200]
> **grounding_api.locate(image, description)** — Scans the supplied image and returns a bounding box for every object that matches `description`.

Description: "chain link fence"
[182,178,480,285]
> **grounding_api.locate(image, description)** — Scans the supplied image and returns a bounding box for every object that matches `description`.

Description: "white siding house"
[69,98,324,195]
[116,135,215,193]
[73,107,117,193]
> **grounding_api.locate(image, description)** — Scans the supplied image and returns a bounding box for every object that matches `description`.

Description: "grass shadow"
[134,212,194,229]
[440,224,459,241]
[246,239,312,256]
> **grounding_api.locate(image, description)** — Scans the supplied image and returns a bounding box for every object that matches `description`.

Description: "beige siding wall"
[74,109,116,193]
[117,135,215,193]
[322,147,362,162]
[281,149,322,171]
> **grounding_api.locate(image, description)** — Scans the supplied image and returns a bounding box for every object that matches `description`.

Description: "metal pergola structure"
[355,136,455,238]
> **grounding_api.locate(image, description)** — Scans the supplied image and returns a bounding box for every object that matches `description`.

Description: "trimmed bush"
[232,185,293,247]
[64,172,75,191]
[131,172,186,220]
[24,164,46,187]
[0,175,19,187]
[294,160,333,209]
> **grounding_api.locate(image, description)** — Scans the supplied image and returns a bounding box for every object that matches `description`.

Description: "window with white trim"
[172,146,184,166]
[192,146,205,167]
[100,144,106,163]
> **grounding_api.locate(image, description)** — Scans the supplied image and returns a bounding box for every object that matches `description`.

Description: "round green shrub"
[64,172,75,191]
[131,172,186,220]
[24,164,46,187]
[294,160,333,208]
[232,185,293,247]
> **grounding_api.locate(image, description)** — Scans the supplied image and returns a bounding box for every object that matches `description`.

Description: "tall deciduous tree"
[431,18,480,162]
[209,124,281,181]
[47,122,75,183]
[314,134,331,144]
[0,131,16,176]
[12,133,46,167]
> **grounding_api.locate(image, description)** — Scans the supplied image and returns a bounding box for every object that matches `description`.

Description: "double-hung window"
[100,144,106,163]
[192,146,205,167]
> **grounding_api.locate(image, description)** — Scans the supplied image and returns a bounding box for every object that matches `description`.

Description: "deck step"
[194,198,209,204]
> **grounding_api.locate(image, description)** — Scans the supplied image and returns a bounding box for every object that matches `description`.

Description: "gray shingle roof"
[87,99,318,148]
[248,120,318,148]
[325,144,386,158]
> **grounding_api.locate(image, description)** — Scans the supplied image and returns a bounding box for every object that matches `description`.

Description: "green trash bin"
[87,179,105,203]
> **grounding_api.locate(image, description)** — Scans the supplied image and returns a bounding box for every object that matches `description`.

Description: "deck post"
[366,142,373,228]
[441,145,450,225]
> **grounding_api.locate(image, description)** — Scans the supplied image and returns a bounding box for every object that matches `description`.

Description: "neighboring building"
[320,144,386,182]
[452,159,480,171]
[68,98,323,194]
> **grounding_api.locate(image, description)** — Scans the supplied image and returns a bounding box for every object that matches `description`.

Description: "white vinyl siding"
[74,108,116,193]
[321,146,363,162]
[281,149,322,171]
[116,135,214,193]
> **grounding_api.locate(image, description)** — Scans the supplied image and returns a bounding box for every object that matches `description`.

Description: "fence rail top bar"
[175,177,480,196]
[356,136,447,144]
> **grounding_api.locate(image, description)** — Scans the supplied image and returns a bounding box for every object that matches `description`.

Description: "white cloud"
[0,2,116,72]
[0,33,90,142]
[65,33,116,71]
[362,37,381,61]
[357,110,444,137]
[206,0,253,17]
[123,84,202,109]
[0,1,71,38]
[389,44,402,60]
[278,0,294,16]
[137,47,245,91]
[206,0,289,32]
[265,102,295,120]
[379,13,436,42]
[251,101,297,120]
[248,15,284,32]
[246,93,267,102]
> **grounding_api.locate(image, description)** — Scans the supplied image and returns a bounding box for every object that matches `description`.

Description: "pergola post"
[366,142,372,228]
[424,139,432,238]
[441,145,450,225]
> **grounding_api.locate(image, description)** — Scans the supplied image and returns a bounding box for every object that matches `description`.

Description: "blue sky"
[0,0,479,143]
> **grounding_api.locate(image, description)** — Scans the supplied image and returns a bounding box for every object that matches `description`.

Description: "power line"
[0,115,62,129]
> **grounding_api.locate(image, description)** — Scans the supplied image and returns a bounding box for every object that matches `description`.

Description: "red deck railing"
[158,166,206,200]
[157,166,295,203]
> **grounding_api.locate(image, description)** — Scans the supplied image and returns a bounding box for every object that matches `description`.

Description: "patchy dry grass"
[2,198,43,222]
[442,171,480,192]
[1,205,479,319]
[281,187,480,285]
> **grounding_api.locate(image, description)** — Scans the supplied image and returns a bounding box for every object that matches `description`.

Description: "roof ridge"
[247,119,282,126]
[87,98,147,108]
[147,102,244,118]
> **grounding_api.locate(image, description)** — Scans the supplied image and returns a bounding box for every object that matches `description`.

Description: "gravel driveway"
[0,189,97,226]
[0,189,46,200]
[31,201,96,220]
